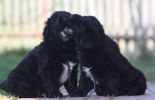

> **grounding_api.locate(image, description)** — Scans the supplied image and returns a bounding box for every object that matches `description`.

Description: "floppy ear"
[78,29,102,49]
[43,18,52,41]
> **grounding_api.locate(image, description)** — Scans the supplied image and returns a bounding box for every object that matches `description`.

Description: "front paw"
[70,89,87,97]
[47,92,63,98]
[96,86,118,96]
[58,92,63,97]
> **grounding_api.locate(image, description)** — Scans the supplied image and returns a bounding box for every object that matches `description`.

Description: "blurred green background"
[0,0,155,83]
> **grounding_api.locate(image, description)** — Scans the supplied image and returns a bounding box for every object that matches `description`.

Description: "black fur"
[67,15,146,96]
[0,11,78,98]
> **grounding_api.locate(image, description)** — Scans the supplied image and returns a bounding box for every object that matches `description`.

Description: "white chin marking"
[60,63,68,84]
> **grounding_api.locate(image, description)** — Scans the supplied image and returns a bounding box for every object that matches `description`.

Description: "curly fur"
[67,15,146,97]
[0,11,78,98]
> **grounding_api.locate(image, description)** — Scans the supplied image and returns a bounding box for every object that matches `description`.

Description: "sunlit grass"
[0,89,17,100]
[0,95,16,100]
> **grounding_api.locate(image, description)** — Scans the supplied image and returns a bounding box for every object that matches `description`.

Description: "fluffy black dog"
[67,14,146,96]
[0,11,78,98]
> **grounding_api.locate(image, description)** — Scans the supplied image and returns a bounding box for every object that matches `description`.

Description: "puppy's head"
[43,11,73,42]
[67,15,105,49]
[67,14,83,42]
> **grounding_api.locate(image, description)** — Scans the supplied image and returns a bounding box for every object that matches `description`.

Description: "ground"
[0,82,155,100]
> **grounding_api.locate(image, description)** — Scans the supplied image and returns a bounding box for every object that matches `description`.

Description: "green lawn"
[130,53,155,81]
[0,48,155,83]
[0,48,29,82]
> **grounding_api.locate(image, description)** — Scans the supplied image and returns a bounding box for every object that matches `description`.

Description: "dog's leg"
[70,71,93,97]
[95,75,120,96]
[40,75,63,98]
[39,63,64,98]
[126,75,146,95]
[44,83,62,98]
[64,63,78,96]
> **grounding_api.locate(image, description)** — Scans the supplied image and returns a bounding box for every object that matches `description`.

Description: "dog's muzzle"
[60,27,73,41]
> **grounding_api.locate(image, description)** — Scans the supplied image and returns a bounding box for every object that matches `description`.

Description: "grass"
[0,95,17,100]
[0,48,29,98]
[0,89,17,100]
[0,48,30,82]
[130,52,155,81]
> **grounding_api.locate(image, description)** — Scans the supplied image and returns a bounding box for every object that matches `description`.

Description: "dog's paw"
[47,91,63,98]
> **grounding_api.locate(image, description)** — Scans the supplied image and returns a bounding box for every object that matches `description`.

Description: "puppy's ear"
[78,16,105,49]
[43,18,52,41]
[78,29,102,49]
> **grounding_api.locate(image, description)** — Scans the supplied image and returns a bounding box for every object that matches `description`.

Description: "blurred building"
[0,0,155,57]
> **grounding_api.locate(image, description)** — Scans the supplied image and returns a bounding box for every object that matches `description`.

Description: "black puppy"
[0,11,78,98]
[67,15,146,96]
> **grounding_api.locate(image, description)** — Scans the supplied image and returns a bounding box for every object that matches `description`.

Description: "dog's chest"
[83,66,99,85]
[59,61,77,84]
[83,66,94,82]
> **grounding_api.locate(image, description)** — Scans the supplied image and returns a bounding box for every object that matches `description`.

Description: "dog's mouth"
[60,26,73,41]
